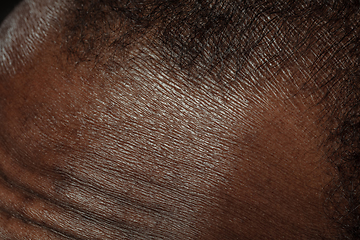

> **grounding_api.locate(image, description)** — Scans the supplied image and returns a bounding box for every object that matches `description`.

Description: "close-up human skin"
[0,0,360,239]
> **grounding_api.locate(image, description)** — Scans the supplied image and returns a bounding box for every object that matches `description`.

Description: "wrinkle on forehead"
[0,0,68,76]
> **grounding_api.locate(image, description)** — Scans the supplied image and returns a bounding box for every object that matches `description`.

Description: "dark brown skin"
[0,0,336,239]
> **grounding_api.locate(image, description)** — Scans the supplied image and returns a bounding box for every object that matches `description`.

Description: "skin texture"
[1,0,358,239]
[0,43,333,239]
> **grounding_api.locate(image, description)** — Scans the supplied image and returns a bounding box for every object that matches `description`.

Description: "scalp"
[1,0,360,239]
[0,0,69,75]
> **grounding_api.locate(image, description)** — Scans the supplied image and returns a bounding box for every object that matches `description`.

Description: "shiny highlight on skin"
[1,0,360,239]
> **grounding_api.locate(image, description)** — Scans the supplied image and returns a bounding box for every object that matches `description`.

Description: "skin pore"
[0,0,359,239]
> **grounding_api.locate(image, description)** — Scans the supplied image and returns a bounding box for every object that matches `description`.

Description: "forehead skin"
[0,0,335,239]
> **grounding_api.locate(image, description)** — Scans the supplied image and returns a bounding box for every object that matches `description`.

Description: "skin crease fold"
[0,0,353,239]
[0,39,333,239]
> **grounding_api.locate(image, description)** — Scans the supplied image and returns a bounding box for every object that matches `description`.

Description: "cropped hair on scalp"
[60,0,360,239]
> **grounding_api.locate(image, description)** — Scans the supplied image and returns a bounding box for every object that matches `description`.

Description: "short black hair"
[62,1,360,239]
